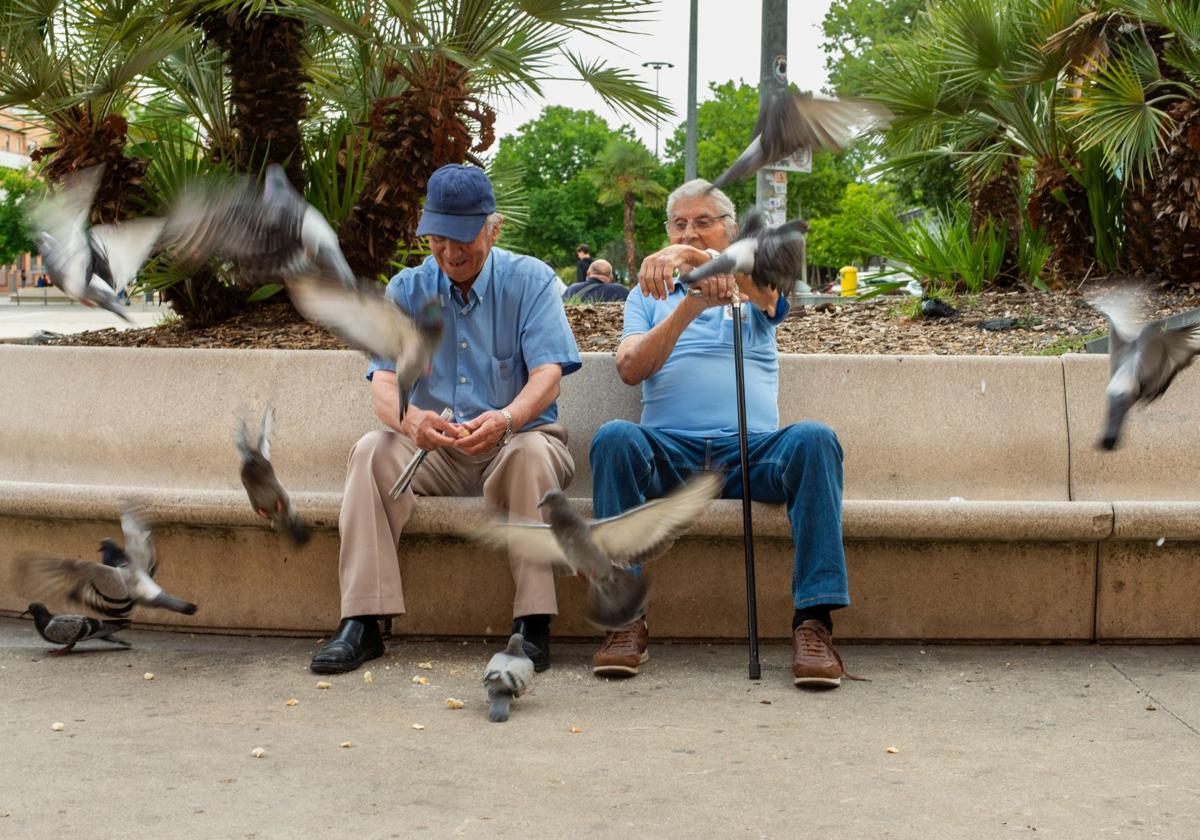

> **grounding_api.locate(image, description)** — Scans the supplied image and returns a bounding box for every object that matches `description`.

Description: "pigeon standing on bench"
[681,209,807,299]
[711,90,891,190]
[288,276,445,420]
[163,164,355,288]
[1090,292,1200,450]
[483,633,535,723]
[236,404,309,545]
[468,473,722,630]
[28,165,165,321]
[21,603,130,655]
[19,509,198,619]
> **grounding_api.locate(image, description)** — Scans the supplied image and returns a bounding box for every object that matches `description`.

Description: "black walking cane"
[730,295,761,680]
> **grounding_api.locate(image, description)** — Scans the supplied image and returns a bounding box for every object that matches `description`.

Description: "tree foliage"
[806,181,901,269]
[0,169,38,266]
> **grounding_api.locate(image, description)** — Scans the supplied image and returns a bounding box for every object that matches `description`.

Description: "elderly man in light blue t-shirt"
[589,179,852,689]
[310,165,581,676]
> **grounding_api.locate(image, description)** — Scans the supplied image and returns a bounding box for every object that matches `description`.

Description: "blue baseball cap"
[415,164,496,243]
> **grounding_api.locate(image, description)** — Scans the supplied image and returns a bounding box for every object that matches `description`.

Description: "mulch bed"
[43,287,1200,355]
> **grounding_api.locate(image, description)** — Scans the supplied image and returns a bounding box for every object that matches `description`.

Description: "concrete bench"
[0,346,1188,640]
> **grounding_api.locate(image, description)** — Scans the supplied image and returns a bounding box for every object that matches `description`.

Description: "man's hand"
[402,407,464,449]
[637,244,706,300]
[454,409,508,454]
[684,273,749,313]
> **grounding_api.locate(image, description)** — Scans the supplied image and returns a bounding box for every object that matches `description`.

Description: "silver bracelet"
[498,408,514,447]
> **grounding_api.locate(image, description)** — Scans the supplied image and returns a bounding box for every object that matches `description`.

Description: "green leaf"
[247,283,284,302]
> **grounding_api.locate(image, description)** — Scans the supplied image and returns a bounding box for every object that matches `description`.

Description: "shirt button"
[459,340,468,350]
[459,376,467,384]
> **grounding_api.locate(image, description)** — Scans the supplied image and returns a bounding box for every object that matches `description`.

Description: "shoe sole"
[592,651,650,677]
[793,675,842,687]
[310,645,384,675]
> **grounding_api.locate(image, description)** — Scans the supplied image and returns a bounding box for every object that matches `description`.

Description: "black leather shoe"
[310,617,384,674]
[512,617,550,673]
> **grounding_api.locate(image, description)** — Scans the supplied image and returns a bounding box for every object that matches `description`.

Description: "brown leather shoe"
[592,617,649,677]
[792,620,846,687]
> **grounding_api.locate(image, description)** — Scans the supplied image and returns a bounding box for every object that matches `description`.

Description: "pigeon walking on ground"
[483,633,535,723]
[236,404,309,545]
[711,91,891,190]
[19,509,198,619]
[288,276,445,420]
[681,209,807,299]
[163,164,355,288]
[28,165,165,321]
[468,473,722,631]
[1091,292,1200,450]
[21,603,130,654]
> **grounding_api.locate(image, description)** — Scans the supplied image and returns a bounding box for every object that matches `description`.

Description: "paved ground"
[1,618,1197,839]
[0,300,169,339]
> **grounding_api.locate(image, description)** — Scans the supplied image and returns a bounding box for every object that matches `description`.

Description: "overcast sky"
[491,0,835,151]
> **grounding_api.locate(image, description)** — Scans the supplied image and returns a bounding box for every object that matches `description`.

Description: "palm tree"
[587,138,667,281]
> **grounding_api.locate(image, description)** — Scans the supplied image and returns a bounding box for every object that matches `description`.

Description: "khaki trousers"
[337,424,574,620]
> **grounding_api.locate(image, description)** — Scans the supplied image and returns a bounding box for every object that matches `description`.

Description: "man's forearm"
[506,364,562,428]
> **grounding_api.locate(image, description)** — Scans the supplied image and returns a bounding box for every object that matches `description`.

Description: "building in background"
[0,108,49,296]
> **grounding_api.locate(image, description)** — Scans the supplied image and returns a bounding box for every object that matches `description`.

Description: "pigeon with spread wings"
[682,208,807,298]
[468,473,722,630]
[28,165,164,321]
[288,276,444,421]
[1091,291,1200,450]
[711,91,891,191]
[18,509,198,619]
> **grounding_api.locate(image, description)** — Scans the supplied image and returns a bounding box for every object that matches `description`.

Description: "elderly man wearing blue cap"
[311,164,582,675]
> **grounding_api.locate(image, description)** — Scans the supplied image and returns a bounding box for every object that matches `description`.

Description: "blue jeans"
[589,420,850,611]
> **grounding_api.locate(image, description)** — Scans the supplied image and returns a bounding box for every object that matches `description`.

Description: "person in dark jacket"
[562,259,629,303]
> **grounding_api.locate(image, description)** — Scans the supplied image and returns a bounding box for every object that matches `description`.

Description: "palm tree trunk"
[966,156,1020,285]
[1027,157,1095,285]
[623,192,636,281]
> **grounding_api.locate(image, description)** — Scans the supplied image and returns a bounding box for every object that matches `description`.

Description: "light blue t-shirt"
[367,247,582,430]
[622,281,789,437]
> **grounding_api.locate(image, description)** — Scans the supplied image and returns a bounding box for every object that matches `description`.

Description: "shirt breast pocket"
[491,355,518,406]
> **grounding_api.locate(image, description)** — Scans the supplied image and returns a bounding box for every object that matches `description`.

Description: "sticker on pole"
[766,146,812,173]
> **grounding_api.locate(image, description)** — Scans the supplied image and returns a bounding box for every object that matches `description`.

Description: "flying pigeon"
[468,473,722,631]
[28,165,164,321]
[711,90,891,190]
[21,602,130,655]
[682,209,807,298]
[288,276,445,420]
[1091,292,1200,450]
[236,404,309,545]
[483,633,535,723]
[163,164,355,288]
[19,509,198,619]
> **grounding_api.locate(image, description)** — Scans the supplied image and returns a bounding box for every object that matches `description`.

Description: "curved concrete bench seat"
[2,346,1198,640]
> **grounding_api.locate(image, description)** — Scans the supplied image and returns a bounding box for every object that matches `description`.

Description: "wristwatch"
[498,408,514,447]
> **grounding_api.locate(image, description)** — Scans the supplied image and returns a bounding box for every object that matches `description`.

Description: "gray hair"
[665,179,737,238]
[485,212,504,233]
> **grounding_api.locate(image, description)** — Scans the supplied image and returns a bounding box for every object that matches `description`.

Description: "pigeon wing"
[259,403,273,461]
[467,522,569,569]
[780,94,891,153]
[588,472,722,568]
[43,614,92,645]
[1140,323,1200,401]
[1091,293,1143,375]
[18,554,132,615]
[29,166,105,298]
[120,508,157,577]
[88,218,166,294]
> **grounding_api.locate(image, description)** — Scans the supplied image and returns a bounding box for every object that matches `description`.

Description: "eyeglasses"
[664,214,731,233]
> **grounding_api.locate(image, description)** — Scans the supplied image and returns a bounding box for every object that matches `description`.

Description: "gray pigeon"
[21,602,130,654]
[1091,292,1200,450]
[711,90,891,190]
[469,473,722,631]
[483,633,535,723]
[28,165,164,321]
[19,509,198,619]
[236,404,309,545]
[163,164,355,288]
[288,276,445,419]
[682,209,807,298]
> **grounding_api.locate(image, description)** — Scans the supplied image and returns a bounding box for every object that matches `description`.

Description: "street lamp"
[641,60,674,158]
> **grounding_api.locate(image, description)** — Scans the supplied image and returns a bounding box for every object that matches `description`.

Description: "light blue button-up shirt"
[367,247,582,430]
[622,281,789,437]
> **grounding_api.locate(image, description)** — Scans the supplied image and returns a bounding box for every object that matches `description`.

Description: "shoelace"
[604,626,642,653]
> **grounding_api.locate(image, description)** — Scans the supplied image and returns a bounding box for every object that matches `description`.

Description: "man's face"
[666,196,734,251]
[428,222,498,284]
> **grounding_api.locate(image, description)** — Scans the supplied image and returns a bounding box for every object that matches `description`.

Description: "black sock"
[514,614,551,638]
[793,606,833,633]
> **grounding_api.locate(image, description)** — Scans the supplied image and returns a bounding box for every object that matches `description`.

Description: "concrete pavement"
[0,300,169,339]
[0,618,1197,839]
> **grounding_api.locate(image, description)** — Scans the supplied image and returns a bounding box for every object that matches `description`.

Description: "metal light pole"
[685,0,699,181]
[641,60,674,158]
